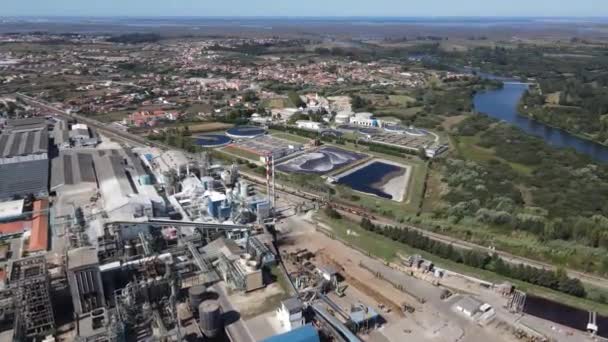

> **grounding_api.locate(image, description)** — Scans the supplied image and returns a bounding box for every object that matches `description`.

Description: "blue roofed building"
[262,324,320,342]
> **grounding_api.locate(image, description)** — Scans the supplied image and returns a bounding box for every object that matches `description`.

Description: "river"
[473,81,608,162]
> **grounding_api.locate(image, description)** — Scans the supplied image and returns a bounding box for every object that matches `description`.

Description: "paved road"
[19,93,608,292]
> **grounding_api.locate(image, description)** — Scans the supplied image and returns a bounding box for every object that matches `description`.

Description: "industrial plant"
[0,116,295,342]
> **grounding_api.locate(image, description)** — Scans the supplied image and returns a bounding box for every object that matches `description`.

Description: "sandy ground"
[277,213,515,342]
[380,167,409,202]
[228,282,287,319]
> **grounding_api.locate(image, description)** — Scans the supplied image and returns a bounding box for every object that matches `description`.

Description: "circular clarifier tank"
[226,125,266,139]
[194,134,231,147]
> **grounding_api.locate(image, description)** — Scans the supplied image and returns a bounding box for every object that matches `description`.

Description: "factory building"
[454,297,484,318]
[8,256,55,341]
[295,120,324,132]
[0,199,49,253]
[53,119,70,149]
[263,324,320,342]
[135,148,192,186]
[348,304,380,332]
[52,120,99,149]
[50,151,98,195]
[5,117,48,133]
[246,235,276,267]
[334,111,353,125]
[0,118,49,200]
[69,123,99,147]
[207,192,232,221]
[67,247,106,315]
[94,151,164,220]
[0,199,25,222]
[203,238,264,292]
[349,112,384,128]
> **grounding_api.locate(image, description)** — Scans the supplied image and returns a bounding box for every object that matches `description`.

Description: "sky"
[2,0,607,18]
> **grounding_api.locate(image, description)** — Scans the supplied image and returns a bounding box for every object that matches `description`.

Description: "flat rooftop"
[0,199,24,221]
[0,159,49,200]
[68,246,99,270]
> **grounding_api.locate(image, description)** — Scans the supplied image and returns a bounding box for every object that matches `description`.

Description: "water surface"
[473,82,608,162]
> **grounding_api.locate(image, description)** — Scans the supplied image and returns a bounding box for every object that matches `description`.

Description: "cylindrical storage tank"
[135,242,144,255]
[189,285,207,315]
[124,243,135,257]
[239,181,249,198]
[198,300,222,338]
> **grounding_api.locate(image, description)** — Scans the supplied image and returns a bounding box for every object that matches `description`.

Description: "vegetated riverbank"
[431,113,608,281]
[517,96,608,148]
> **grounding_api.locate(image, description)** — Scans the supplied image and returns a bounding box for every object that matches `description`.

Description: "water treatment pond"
[334,160,410,201]
[276,146,366,174]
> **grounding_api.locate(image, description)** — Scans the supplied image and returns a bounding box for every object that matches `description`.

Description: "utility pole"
[272,155,276,207]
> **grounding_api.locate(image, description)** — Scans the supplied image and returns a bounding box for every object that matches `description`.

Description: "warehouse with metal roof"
[0,129,48,164]
[5,117,47,133]
[0,118,50,200]
[0,159,49,200]
[50,151,98,194]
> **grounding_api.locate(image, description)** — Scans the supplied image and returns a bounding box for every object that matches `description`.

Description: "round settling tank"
[226,125,266,139]
[198,300,222,338]
[194,134,231,148]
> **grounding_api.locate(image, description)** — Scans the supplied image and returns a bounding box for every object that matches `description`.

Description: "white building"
[454,297,483,318]
[334,111,353,125]
[276,297,305,331]
[69,123,98,147]
[295,120,323,131]
[250,113,271,124]
[349,112,383,128]
[0,199,24,221]
[95,153,162,221]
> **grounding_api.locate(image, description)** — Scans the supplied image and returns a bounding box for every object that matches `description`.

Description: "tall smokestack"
[272,155,276,208]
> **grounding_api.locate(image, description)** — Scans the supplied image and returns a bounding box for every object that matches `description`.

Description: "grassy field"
[91,110,132,123]
[452,135,535,175]
[261,97,295,109]
[187,122,233,133]
[220,145,261,162]
[269,131,313,144]
[133,121,233,135]
[316,213,608,315]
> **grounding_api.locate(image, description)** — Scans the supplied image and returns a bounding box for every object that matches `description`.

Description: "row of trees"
[359,218,587,298]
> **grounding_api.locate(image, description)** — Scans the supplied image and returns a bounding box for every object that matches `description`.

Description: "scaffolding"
[507,290,526,313]
[9,256,55,341]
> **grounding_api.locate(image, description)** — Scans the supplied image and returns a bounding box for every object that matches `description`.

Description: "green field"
[261,97,295,109]
[316,213,608,315]
[90,110,132,123]
[269,131,313,144]
[452,135,535,175]
[220,145,261,162]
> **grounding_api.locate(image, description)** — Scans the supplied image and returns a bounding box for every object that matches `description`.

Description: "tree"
[324,206,342,219]
[288,91,306,108]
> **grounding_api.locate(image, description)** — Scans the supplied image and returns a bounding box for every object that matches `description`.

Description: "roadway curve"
[19,93,608,292]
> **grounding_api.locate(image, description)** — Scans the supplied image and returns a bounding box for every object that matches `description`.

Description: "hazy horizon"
[3,0,608,18]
